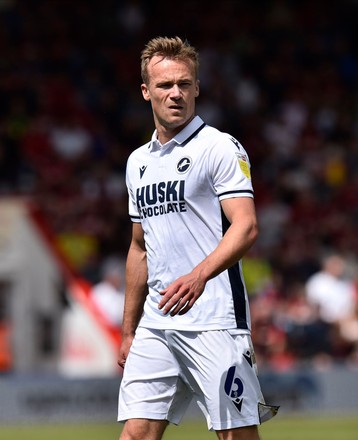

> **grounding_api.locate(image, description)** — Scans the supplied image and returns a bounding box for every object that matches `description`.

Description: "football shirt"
[126,116,254,331]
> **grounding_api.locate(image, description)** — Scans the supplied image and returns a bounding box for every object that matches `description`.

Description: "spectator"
[0,0,357,369]
[90,257,125,328]
[305,253,356,325]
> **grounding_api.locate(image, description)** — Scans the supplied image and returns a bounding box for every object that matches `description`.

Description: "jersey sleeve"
[126,155,141,223]
[209,134,254,200]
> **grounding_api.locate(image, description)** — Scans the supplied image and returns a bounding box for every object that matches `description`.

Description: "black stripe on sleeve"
[218,189,254,198]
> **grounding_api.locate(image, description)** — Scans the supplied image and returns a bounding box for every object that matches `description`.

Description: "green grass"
[258,414,358,440]
[0,415,357,440]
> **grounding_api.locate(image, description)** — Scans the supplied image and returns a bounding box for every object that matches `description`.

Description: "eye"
[179,81,192,87]
[157,82,172,89]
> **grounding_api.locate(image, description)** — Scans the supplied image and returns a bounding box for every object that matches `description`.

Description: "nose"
[170,84,181,99]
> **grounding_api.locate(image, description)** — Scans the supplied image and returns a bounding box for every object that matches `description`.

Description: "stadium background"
[0,0,357,428]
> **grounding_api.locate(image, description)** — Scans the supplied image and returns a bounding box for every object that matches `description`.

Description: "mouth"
[169,106,184,114]
[169,104,183,110]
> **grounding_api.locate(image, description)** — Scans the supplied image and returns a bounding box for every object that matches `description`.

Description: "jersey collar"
[149,116,205,152]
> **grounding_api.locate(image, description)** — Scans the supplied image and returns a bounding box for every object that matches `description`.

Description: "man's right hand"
[117,335,134,370]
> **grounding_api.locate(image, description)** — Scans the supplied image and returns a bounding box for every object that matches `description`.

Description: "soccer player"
[117,36,278,440]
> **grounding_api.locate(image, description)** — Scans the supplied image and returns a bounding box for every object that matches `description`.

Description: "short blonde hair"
[141,36,199,85]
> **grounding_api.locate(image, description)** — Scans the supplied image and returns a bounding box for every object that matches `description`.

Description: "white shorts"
[117,327,278,431]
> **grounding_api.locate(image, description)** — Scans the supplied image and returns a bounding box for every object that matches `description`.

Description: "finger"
[169,298,185,316]
[159,290,179,312]
[158,288,176,310]
[158,296,171,311]
[117,356,126,367]
[162,295,183,315]
[170,297,193,316]
[159,288,167,296]
[178,298,194,315]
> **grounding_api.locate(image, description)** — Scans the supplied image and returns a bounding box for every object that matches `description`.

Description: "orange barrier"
[0,322,12,372]
[26,201,121,351]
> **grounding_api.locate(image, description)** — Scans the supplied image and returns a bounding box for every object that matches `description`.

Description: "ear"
[195,80,200,98]
[141,83,151,101]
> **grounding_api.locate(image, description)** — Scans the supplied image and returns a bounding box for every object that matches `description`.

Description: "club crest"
[176,157,192,174]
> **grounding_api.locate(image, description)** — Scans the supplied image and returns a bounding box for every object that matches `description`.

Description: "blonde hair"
[141,36,199,84]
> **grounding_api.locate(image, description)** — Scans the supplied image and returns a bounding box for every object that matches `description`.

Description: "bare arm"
[118,222,148,369]
[158,197,258,315]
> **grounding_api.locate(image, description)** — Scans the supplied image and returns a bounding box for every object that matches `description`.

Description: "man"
[117,36,278,440]
[305,253,356,325]
[90,256,125,328]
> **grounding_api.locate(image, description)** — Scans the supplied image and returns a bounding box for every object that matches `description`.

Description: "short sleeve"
[126,156,141,223]
[209,134,254,200]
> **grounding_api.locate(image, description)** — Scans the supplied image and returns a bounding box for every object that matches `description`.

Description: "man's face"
[141,56,199,136]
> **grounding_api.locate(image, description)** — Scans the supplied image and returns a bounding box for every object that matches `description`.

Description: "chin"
[166,118,187,128]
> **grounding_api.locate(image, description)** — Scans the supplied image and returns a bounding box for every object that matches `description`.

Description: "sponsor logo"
[139,165,148,179]
[235,153,251,179]
[176,157,192,174]
[229,136,241,149]
[229,137,251,179]
[243,350,253,367]
[136,180,186,219]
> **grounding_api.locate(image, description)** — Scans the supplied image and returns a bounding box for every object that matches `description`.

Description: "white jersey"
[126,116,254,332]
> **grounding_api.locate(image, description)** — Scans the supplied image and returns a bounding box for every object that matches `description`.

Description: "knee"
[119,419,168,440]
[216,425,261,440]
[119,420,143,440]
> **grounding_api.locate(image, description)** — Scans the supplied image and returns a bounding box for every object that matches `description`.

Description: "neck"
[155,116,195,145]
[156,126,180,145]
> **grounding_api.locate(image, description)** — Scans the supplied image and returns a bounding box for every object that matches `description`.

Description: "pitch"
[0,415,357,440]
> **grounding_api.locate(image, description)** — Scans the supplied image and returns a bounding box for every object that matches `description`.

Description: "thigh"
[166,330,268,431]
[118,327,192,425]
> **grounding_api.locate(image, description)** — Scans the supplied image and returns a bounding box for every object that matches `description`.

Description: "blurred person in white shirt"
[305,253,356,324]
[90,256,125,328]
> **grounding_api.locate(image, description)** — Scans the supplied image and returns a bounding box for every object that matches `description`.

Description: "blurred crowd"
[0,0,357,370]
